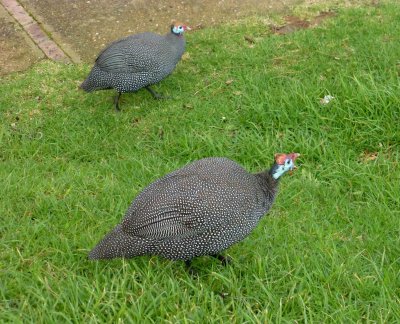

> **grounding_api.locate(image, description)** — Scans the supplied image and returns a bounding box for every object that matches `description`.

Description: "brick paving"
[2,0,70,62]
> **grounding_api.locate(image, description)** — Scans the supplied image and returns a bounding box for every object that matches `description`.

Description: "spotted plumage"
[88,153,300,262]
[80,21,189,110]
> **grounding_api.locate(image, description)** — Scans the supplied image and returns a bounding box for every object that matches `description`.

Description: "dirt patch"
[0,4,43,76]
[271,11,336,35]
[17,0,303,63]
[2,0,70,63]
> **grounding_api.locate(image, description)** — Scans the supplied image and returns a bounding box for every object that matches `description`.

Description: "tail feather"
[80,65,112,92]
[80,77,95,92]
[88,224,148,260]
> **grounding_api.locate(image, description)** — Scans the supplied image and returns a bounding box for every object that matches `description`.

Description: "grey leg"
[145,86,171,100]
[114,92,121,111]
[184,259,198,275]
[185,259,192,268]
[211,254,232,265]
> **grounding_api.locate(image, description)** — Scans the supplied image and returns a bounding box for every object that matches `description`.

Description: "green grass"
[1,2,400,322]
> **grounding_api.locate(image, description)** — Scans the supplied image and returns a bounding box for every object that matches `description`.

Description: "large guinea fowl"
[80,21,190,111]
[88,153,300,265]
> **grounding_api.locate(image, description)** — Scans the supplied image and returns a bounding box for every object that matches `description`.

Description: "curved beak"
[183,25,191,31]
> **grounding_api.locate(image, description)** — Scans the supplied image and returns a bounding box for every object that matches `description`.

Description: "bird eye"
[285,159,290,165]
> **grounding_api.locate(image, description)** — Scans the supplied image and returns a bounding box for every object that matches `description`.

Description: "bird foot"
[185,260,198,276]
[145,86,172,100]
[154,94,173,100]
[114,92,122,111]
[212,254,232,266]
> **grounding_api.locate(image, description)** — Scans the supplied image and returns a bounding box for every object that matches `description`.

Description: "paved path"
[2,0,70,62]
[0,2,43,75]
[0,0,301,76]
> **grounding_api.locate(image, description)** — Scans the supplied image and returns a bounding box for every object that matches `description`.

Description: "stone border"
[1,0,70,62]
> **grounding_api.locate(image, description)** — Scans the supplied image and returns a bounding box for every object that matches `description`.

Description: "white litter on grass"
[320,95,335,105]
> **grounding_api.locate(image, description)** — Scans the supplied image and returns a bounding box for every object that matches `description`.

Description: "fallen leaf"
[193,23,204,30]
[131,117,140,126]
[181,52,191,61]
[320,95,334,105]
[29,109,41,117]
[360,151,378,162]
[244,35,255,44]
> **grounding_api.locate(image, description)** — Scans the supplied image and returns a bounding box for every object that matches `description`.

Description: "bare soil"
[1,0,338,75]
[0,4,43,76]
[17,0,303,62]
[270,11,336,35]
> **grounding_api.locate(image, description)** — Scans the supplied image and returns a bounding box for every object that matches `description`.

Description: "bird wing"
[121,172,254,240]
[95,33,171,74]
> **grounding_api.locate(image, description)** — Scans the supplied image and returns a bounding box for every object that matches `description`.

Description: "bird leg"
[114,92,122,111]
[211,254,232,266]
[145,86,171,100]
[184,259,198,276]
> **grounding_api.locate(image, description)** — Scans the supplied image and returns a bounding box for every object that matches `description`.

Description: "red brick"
[2,0,70,62]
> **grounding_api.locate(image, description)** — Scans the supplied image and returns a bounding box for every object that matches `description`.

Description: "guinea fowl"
[80,21,190,111]
[88,153,300,264]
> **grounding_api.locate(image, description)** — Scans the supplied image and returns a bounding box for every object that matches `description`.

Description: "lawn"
[1,1,399,322]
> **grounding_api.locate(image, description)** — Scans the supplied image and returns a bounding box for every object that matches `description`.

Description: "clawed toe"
[184,259,198,276]
[145,86,172,100]
[212,254,232,266]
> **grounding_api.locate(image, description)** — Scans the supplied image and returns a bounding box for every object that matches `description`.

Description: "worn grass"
[1,2,400,323]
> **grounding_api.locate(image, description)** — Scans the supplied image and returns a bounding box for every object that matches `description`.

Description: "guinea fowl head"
[270,153,300,180]
[171,20,191,35]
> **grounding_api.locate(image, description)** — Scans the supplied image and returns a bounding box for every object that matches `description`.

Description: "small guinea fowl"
[80,21,190,111]
[88,153,300,263]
